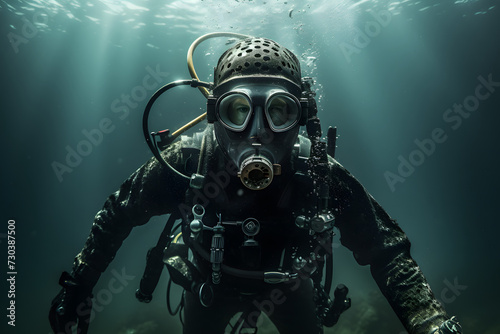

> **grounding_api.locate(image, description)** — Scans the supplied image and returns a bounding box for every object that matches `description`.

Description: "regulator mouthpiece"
[238,155,281,190]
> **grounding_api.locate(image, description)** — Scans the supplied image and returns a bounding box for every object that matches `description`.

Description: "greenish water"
[1,0,499,333]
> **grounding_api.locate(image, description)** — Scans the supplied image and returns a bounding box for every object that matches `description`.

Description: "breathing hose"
[143,32,252,177]
[187,32,253,98]
[142,79,212,180]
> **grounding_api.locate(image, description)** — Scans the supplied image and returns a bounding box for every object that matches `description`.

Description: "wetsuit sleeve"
[71,143,189,286]
[329,160,450,334]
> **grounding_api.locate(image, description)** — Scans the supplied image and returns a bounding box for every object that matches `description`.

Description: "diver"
[49,33,463,334]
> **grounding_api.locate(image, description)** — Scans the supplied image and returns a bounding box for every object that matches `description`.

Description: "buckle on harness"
[295,213,335,234]
[263,271,298,284]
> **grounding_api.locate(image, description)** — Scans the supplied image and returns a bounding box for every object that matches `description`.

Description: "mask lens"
[266,94,300,131]
[217,93,252,131]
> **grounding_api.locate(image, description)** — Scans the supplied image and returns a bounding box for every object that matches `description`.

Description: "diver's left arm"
[329,160,462,334]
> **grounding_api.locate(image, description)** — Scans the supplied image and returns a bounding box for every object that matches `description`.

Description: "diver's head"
[208,37,306,190]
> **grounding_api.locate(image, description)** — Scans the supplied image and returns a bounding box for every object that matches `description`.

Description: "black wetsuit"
[71,131,450,334]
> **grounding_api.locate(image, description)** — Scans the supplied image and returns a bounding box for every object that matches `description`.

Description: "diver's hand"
[431,316,463,334]
[49,271,93,334]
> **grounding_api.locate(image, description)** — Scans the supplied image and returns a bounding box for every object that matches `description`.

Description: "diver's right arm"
[49,142,189,334]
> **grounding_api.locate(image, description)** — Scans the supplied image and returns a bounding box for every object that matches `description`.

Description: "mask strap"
[206,96,217,123]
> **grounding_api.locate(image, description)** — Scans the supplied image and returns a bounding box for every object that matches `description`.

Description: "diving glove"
[432,316,463,334]
[49,271,93,334]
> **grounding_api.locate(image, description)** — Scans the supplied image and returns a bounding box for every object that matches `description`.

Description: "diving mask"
[213,84,302,190]
[216,89,301,132]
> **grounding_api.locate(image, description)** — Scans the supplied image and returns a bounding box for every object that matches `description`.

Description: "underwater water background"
[1,0,499,333]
